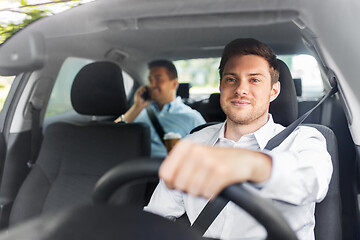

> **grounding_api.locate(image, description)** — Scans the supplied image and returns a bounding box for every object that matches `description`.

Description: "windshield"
[0,0,94,45]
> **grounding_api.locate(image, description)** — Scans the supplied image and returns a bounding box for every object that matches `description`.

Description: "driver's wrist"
[250,152,272,183]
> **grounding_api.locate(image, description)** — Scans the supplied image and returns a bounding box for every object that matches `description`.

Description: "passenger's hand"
[159,140,272,199]
[134,86,151,109]
[115,86,152,123]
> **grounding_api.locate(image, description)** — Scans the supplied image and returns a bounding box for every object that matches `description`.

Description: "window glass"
[122,71,134,99]
[278,54,324,99]
[0,0,94,45]
[174,54,324,101]
[0,75,15,113]
[174,58,220,102]
[45,57,134,117]
[45,57,93,117]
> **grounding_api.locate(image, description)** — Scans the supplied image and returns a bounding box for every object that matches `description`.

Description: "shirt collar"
[253,114,276,150]
[216,114,276,150]
[151,96,182,113]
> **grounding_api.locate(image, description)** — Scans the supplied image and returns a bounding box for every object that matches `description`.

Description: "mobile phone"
[141,87,151,100]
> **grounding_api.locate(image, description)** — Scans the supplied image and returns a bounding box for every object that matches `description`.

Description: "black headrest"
[293,78,302,96]
[71,61,127,116]
[209,92,220,105]
[269,59,298,126]
[177,83,190,99]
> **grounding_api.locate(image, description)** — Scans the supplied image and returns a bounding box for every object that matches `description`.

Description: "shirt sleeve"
[258,126,333,205]
[144,179,186,220]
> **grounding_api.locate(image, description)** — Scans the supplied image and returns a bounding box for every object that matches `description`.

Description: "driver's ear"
[270,81,280,102]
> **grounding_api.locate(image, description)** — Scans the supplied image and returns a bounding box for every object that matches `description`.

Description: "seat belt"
[146,107,166,144]
[27,101,43,168]
[190,84,338,235]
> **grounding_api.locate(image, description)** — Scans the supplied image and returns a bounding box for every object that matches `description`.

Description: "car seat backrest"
[269,59,298,126]
[9,61,150,226]
[293,78,302,97]
[176,83,190,100]
[275,67,342,240]
[309,124,342,240]
[266,61,342,239]
[203,93,226,122]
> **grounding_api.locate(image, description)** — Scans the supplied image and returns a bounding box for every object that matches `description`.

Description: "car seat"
[276,60,342,240]
[177,83,191,100]
[8,61,151,227]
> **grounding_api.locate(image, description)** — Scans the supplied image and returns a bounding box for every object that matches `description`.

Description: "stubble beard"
[221,99,269,126]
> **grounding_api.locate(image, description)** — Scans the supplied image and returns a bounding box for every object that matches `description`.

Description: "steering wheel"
[93,158,298,240]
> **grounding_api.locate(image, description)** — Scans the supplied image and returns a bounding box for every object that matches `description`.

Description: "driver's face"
[219,54,280,127]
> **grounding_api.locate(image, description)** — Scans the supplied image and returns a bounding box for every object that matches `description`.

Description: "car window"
[174,58,220,102]
[0,75,15,113]
[0,0,94,45]
[122,71,135,99]
[278,54,324,99]
[174,54,324,101]
[45,57,93,117]
[45,57,134,118]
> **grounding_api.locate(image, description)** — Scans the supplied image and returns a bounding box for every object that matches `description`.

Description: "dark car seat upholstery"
[189,59,342,239]
[204,93,226,122]
[177,83,191,100]
[309,124,342,240]
[9,61,150,226]
[190,93,226,123]
[269,59,298,126]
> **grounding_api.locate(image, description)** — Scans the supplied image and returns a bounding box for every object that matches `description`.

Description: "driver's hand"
[159,140,272,199]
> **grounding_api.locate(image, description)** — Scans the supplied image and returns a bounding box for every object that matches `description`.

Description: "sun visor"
[0,32,46,76]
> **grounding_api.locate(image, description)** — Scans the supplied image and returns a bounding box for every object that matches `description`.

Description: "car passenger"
[115,60,205,157]
[144,39,333,240]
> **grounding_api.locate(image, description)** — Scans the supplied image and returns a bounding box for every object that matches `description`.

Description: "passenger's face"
[219,54,280,126]
[148,66,177,103]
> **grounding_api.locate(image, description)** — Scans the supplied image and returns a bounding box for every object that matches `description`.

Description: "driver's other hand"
[134,86,151,108]
[159,140,272,199]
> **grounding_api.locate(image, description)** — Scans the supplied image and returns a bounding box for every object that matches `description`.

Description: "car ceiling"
[1,0,360,143]
[16,0,308,76]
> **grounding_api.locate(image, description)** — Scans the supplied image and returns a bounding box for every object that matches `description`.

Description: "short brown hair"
[148,59,178,80]
[219,38,279,84]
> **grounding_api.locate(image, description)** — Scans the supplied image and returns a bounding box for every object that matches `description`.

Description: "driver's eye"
[225,78,236,83]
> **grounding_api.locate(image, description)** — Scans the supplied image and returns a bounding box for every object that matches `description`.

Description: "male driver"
[144,39,332,240]
[115,60,205,157]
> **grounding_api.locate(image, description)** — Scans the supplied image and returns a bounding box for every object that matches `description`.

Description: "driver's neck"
[224,114,269,141]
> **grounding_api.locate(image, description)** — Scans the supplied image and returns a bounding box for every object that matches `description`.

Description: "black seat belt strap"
[191,196,228,234]
[264,84,338,150]
[28,102,43,168]
[190,84,338,236]
[146,107,166,144]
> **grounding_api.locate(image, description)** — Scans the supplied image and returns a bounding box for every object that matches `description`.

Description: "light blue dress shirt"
[134,97,206,157]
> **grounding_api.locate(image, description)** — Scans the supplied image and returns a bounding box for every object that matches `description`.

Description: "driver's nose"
[235,80,249,96]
